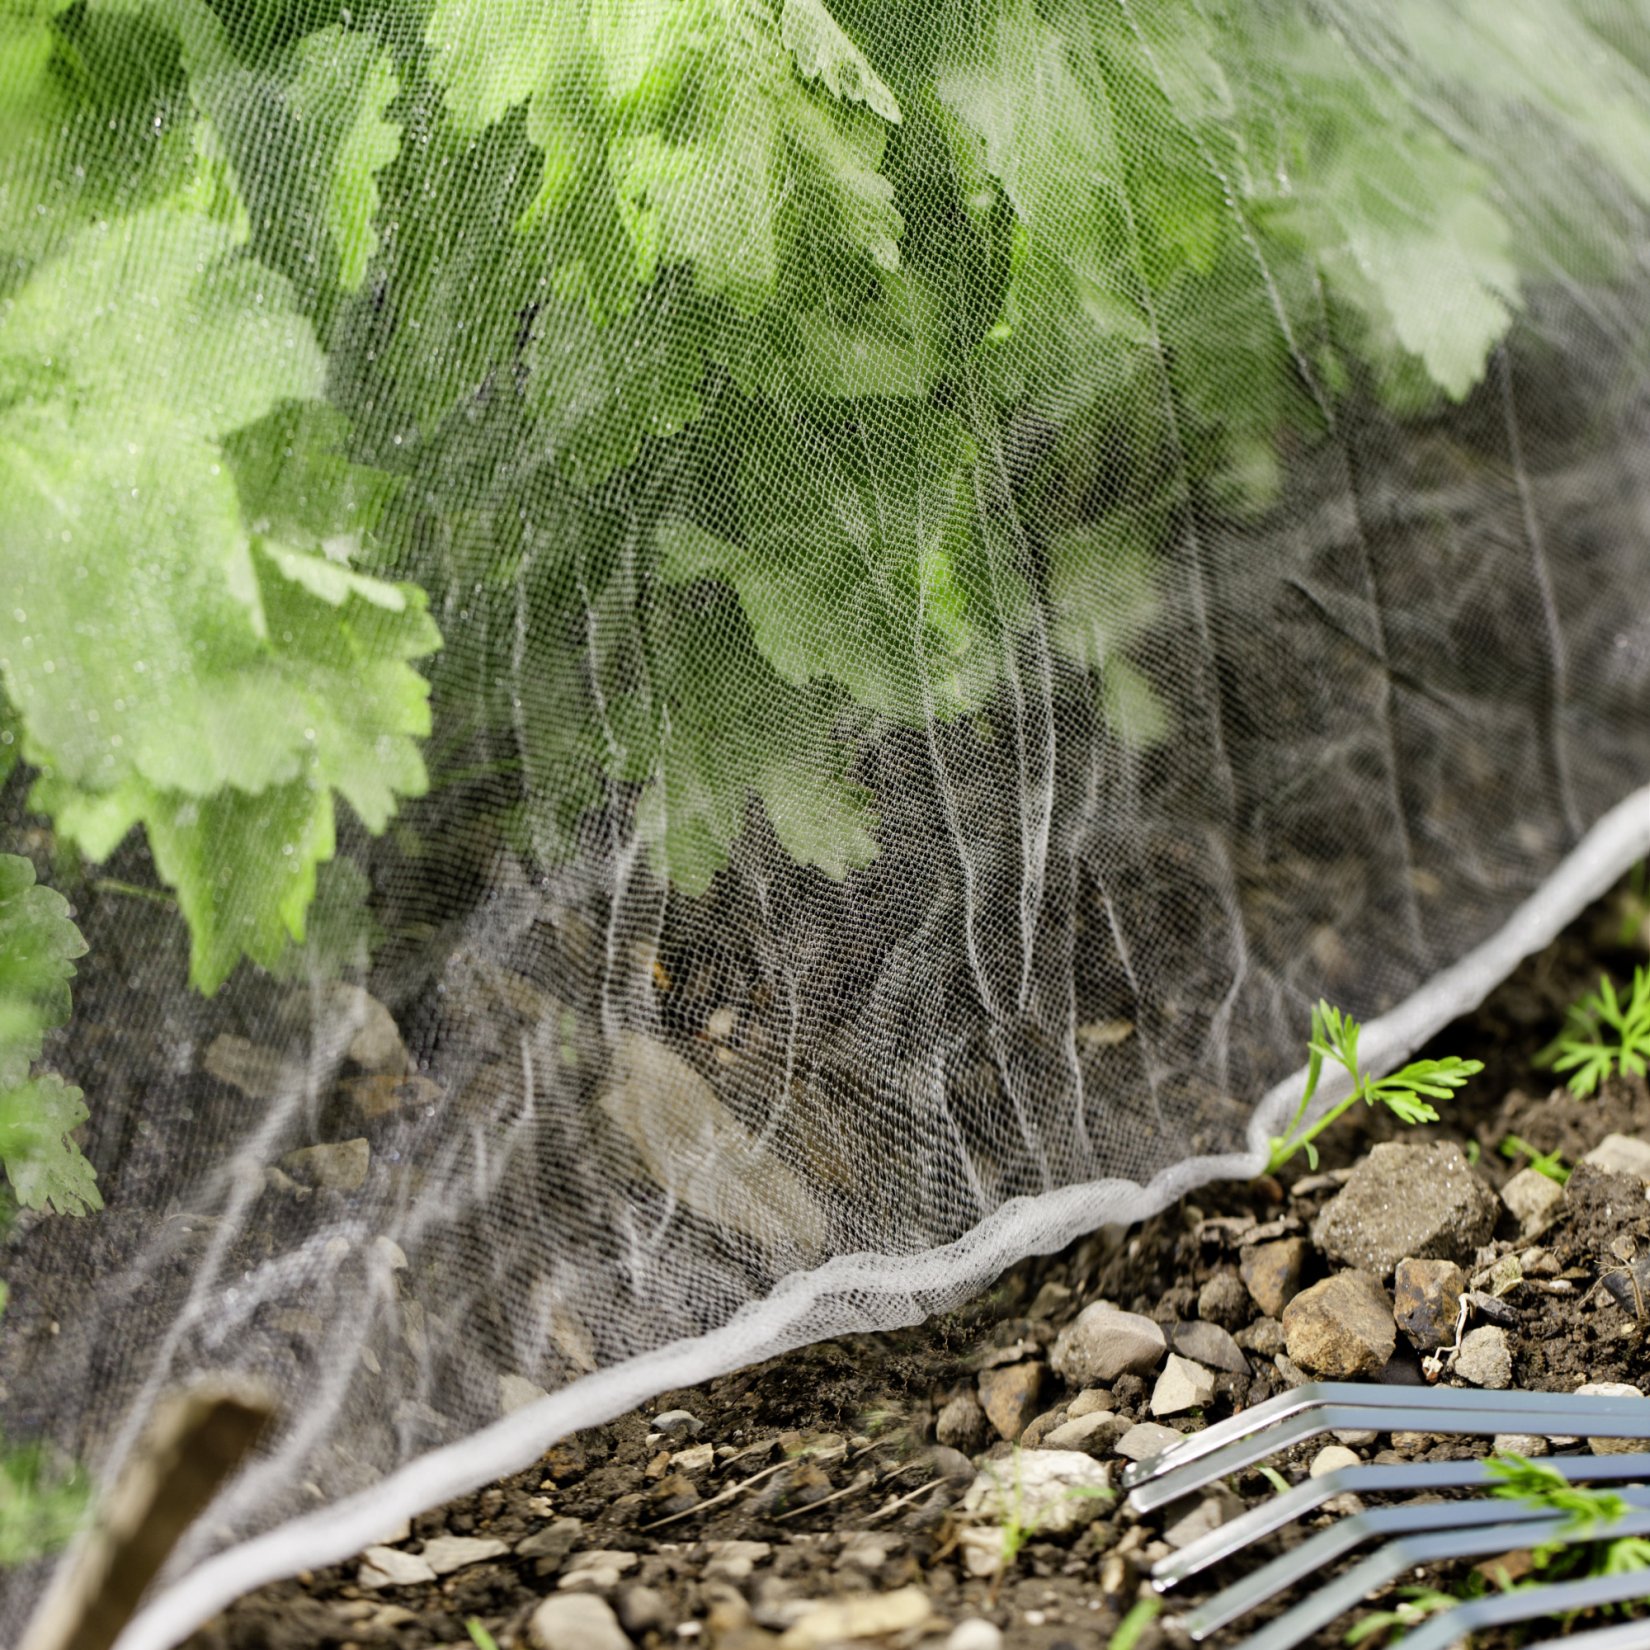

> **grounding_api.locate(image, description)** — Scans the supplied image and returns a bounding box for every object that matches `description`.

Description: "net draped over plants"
[4,0,1650,1643]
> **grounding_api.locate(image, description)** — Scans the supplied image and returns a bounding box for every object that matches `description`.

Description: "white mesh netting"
[5,1,1650,1644]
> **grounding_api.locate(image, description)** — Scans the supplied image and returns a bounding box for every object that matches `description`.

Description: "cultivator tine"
[1182,1486,1650,1639]
[1154,1451,1650,1590]
[1127,1396,1650,1514]
[1229,1509,1650,1650]
[1396,1564,1650,1650]
[1122,1381,1650,1498]
[1525,1618,1650,1650]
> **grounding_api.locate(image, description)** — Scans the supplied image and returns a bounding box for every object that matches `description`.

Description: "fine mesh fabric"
[5,1,1650,1644]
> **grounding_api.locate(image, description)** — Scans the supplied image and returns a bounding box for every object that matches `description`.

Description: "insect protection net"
[5,1,1650,1643]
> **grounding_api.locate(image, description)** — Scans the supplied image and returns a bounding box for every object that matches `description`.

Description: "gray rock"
[1313,1143,1498,1277]
[1067,1388,1116,1418]
[702,1540,773,1582]
[1582,1134,1650,1184]
[1041,1409,1129,1452]
[1197,1268,1251,1330]
[1309,1445,1360,1478]
[1454,1325,1513,1389]
[1163,1485,1243,1550]
[1151,1354,1217,1417]
[420,1534,508,1575]
[557,1550,640,1592]
[1578,1381,1646,1454]
[279,1137,370,1193]
[357,1545,437,1589]
[516,1518,583,1566]
[653,1408,703,1436]
[960,1450,1112,1534]
[1492,1431,1550,1457]
[1172,1319,1248,1375]
[615,1585,670,1636]
[1282,1270,1396,1378]
[1114,1420,1186,1463]
[1501,1168,1565,1236]
[947,1621,1005,1650]
[977,1361,1044,1441]
[936,1389,990,1453]
[1051,1303,1167,1385]
[1393,1257,1467,1352]
[529,1593,631,1650]
[1235,1316,1285,1357]
[1240,1239,1308,1319]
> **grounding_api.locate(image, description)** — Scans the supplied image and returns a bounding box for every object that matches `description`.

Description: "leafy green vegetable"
[0,854,96,1216]
[1538,966,1650,1097]
[1266,1002,1482,1174]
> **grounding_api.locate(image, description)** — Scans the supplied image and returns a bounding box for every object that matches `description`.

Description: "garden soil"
[165,879,1650,1650]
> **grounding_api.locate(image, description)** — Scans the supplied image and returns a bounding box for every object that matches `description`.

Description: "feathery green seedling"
[1266,1002,1482,1174]
[464,1623,500,1650]
[1487,1453,1650,1587]
[1539,966,1650,1097]
[1107,1597,1162,1650]
[1498,1134,1570,1183]
[1343,1584,1466,1644]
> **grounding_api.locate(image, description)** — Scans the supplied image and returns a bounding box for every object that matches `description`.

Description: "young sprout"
[1266,1002,1482,1175]
[1498,1134,1570,1184]
[1538,966,1650,1097]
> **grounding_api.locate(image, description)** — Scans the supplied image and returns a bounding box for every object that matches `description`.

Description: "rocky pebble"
[1392,1257,1466,1352]
[357,1545,436,1589]
[1282,1269,1396,1376]
[961,1450,1112,1534]
[529,1593,631,1650]
[1171,1319,1248,1374]
[1150,1353,1217,1417]
[1582,1134,1650,1183]
[1501,1167,1565,1236]
[1114,1420,1185,1463]
[1454,1325,1513,1388]
[1577,1381,1646,1455]
[1240,1237,1307,1318]
[1050,1303,1166,1385]
[978,1360,1044,1441]
[1313,1142,1498,1277]
[418,1534,508,1574]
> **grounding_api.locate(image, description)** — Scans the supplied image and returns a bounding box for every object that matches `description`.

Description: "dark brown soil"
[174,885,1650,1650]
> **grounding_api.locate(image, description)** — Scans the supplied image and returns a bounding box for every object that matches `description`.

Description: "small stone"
[499,1373,549,1414]
[1582,1135,1650,1184]
[1454,1326,1513,1390]
[419,1535,508,1575]
[653,1409,703,1436]
[838,1532,902,1571]
[1042,1410,1128,1452]
[530,1593,631,1650]
[1028,1281,1074,1320]
[1501,1169,1565,1237]
[1392,1258,1467,1353]
[1163,1485,1243,1549]
[1197,1268,1251,1330]
[1273,1352,1312,1388]
[960,1450,1112,1534]
[1283,1270,1396,1378]
[947,1620,1005,1650]
[1492,1433,1550,1458]
[1309,1445,1360,1478]
[978,1361,1045,1441]
[777,1587,936,1649]
[1151,1354,1217,1417]
[357,1545,436,1589]
[1114,1421,1186,1464]
[702,1540,773,1583]
[1171,1319,1248,1375]
[516,1519,583,1565]
[1067,1388,1116,1419]
[1019,1407,1068,1449]
[1235,1317,1285,1357]
[1240,1239,1308,1319]
[647,1473,700,1516]
[1333,1429,1379,1447]
[278,1137,370,1193]
[1577,1381,1647,1454]
[1314,1143,1498,1278]
[615,1585,670,1637]
[936,1389,990,1453]
[1051,1303,1167,1385]
[956,1527,1004,1579]
[671,1443,716,1474]
[558,1550,640,1592]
